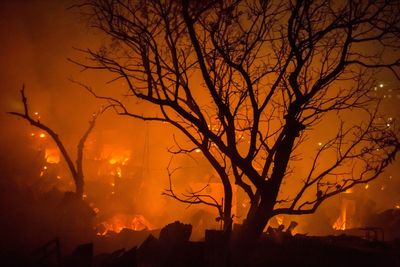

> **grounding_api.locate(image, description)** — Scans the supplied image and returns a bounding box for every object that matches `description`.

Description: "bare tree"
[74,0,400,242]
[9,86,100,199]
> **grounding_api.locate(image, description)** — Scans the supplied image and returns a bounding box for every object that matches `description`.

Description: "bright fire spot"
[275,216,284,225]
[379,83,384,88]
[333,206,347,231]
[318,142,322,146]
[396,205,400,209]
[122,157,129,165]
[365,184,369,189]
[34,112,39,116]
[45,148,60,164]
[345,188,353,194]
[97,214,153,235]
[111,167,122,177]
[101,146,131,165]
[39,133,46,138]
[109,156,130,165]
[43,166,48,170]
[195,148,201,153]
[109,158,119,165]
[30,133,35,137]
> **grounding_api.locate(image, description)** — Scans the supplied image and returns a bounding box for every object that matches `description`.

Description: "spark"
[318,142,323,146]
[365,184,369,189]
[195,148,201,153]
[345,188,353,194]
[379,83,384,88]
[115,167,122,177]
[39,133,46,138]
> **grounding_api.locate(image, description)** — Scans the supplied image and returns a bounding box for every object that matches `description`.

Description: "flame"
[275,216,284,226]
[333,205,347,230]
[97,214,153,235]
[344,188,353,194]
[45,148,60,164]
[101,146,131,165]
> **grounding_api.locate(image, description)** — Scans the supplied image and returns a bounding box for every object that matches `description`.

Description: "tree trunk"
[75,175,84,199]
[232,116,301,243]
[223,181,233,234]
[233,197,273,245]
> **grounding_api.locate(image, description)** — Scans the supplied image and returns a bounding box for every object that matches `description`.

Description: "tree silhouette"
[75,0,399,242]
[9,86,100,198]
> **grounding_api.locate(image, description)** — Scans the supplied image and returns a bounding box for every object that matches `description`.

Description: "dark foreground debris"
[2,221,400,267]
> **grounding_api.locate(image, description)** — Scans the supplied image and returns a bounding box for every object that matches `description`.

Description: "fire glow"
[45,148,60,164]
[97,214,153,235]
[333,206,347,231]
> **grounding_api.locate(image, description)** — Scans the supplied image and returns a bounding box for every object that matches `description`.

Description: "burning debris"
[96,214,154,235]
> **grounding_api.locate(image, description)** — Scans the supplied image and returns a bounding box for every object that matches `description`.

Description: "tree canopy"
[75,0,400,242]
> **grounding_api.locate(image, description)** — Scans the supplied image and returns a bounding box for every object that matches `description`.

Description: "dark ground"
[2,221,400,267]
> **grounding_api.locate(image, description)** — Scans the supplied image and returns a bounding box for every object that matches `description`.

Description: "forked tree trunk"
[75,175,84,199]
[233,118,301,245]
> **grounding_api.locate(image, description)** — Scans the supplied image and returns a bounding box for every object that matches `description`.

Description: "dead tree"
[9,86,99,199]
[74,0,400,242]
